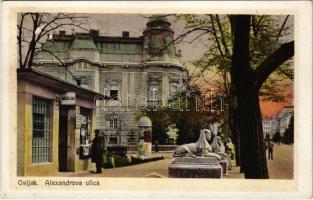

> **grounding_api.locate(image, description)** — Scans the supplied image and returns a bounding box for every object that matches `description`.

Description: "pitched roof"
[17,68,108,99]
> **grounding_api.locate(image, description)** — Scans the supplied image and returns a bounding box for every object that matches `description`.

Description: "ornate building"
[33,15,188,146]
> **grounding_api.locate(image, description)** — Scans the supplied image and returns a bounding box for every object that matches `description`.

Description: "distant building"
[262,118,271,137]
[270,117,280,136]
[277,106,294,137]
[33,15,188,146]
[262,106,294,139]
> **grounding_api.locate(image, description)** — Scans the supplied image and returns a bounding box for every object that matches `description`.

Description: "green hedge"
[103,155,164,169]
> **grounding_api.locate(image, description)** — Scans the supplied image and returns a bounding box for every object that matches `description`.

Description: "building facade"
[262,106,294,139]
[33,15,188,146]
[17,69,101,176]
[277,106,294,137]
[262,118,271,137]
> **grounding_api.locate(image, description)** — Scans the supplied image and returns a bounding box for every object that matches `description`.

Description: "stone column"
[67,106,78,172]
[129,72,135,107]
[141,72,148,97]
[121,72,128,106]
[162,72,169,104]
[18,92,32,176]
[94,67,100,92]
[52,100,59,169]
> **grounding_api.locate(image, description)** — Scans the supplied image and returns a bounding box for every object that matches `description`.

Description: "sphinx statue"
[173,129,221,160]
[209,129,232,170]
[169,129,224,178]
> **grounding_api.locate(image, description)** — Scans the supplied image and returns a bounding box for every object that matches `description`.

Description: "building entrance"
[58,107,68,171]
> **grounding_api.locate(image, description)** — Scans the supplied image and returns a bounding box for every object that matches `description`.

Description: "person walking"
[268,141,274,160]
[155,140,159,152]
[91,130,106,173]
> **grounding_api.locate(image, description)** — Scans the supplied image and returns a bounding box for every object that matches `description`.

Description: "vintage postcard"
[0,1,312,199]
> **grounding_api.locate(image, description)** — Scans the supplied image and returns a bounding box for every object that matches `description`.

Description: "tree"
[272,132,281,143]
[230,15,294,178]
[168,86,217,145]
[173,15,293,168]
[17,13,87,69]
[145,110,171,144]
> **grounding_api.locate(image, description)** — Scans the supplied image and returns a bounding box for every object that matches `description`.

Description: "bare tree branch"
[40,47,79,84]
[215,15,230,56]
[209,15,225,57]
[17,12,87,69]
[17,14,25,68]
[276,15,289,42]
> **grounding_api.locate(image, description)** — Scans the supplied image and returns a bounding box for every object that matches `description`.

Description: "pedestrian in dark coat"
[155,140,159,152]
[91,130,106,173]
[268,142,274,160]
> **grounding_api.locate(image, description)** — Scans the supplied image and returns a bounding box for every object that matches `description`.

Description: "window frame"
[148,80,160,101]
[31,96,52,164]
[108,81,120,101]
[169,83,179,98]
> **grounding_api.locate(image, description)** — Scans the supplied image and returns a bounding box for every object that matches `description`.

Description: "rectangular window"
[76,62,86,70]
[169,84,178,98]
[109,137,118,144]
[80,76,90,89]
[109,116,118,129]
[148,81,160,101]
[109,81,119,101]
[149,87,158,101]
[110,90,118,100]
[32,96,51,163]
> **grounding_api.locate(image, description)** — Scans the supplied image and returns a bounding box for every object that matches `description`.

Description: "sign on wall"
[61,92,76,105]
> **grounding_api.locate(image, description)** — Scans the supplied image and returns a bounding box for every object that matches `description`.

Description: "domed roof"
[148,15,169,23]
[146,15,171,27]
[138,116,152,127]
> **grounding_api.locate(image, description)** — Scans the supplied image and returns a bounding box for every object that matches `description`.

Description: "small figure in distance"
[268,141,274,160]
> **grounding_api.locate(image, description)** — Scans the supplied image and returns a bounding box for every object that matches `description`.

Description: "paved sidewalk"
[267,144,293,179]
[56,144,293,179]
[56,152,173,178]
[58,152,243,178]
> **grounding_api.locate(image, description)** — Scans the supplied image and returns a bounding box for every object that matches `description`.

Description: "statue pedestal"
[168,157,222,178]
[219,160,228,175]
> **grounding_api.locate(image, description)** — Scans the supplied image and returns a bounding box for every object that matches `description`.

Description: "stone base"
[219,160,228,175]
[168,157,222,178]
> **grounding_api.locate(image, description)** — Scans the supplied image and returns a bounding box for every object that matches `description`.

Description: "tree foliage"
[169,86,220,145]
[174,15,293,102]
[145,109,171,144]
[272,132,281,143]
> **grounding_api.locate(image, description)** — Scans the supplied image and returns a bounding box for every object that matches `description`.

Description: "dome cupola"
[142,15,178,62]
